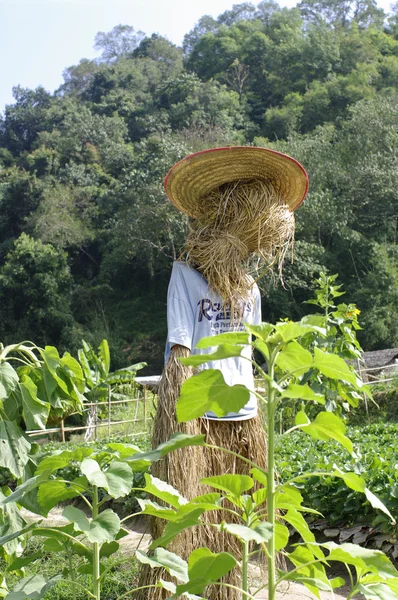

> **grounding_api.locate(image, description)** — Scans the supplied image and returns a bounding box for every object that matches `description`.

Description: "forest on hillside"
[1,0,398,372]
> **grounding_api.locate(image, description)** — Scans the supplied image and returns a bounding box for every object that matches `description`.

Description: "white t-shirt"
[165,261,262,421]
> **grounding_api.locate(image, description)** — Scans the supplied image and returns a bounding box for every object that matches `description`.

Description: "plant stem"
[67,547,77,600]
[242,540,249,599]
[266,349,277,600]
[92,485,101,600]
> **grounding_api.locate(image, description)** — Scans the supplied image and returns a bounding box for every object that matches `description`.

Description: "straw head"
[164,146,308,217]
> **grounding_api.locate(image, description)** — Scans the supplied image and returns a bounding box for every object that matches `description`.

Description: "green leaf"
[20,376,50,430]
[100,541,119,558]
[80,458,133,498]
[0,420,31,478]
[37,481,80,515]
[62,506,90,532]
[6,574,61,599]
[0,472,50,507]
[98,340,110,375]
[282,509,325,560]
[36,447,93,475]
[88,509,120,543]
[137,499,177,520]
[136,548,188,582]
[313,347,357,385]
[180,345,244,367]
[244,323,275,341]
[357,582,397,599]
[143,474,187,509]
[275,523,290,551]
[200,474,253,497]
[275,485,304,511]
[0,487,26,556]
[221,522,273,543]
[281,383,324,403]
[151,507,206,550]
[276,341,313,376]
[295,411,353,455]
[177,369,250,422]
[274,321,326,342]
[0,523,37,553]
[250,468,267,487]
[323,542,398,578]
[365,489,396,523]
[0,362,19,400]
[196,332,250,348]
[176,548,236,595]
[127,433,206,467]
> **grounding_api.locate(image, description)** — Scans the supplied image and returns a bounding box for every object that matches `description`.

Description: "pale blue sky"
[0,0,396,115]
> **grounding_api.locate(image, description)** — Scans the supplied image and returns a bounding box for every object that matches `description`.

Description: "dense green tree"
[94,24,145,62]
[0,234,74,346]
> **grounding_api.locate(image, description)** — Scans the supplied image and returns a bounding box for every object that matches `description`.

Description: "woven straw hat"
[164,146,309,217]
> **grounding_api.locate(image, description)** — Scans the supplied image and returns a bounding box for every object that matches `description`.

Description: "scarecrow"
[136,146,308,600]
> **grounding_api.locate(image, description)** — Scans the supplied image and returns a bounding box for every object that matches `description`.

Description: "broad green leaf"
[88,509,120,543]
[180,345,244,367]
[0,523,37,552]
[283,573,333,592]
[0,420,31,478]
[253,487,267,506]
[201,474,253,497]
[36,447,93,475]
[323,543,398,579]
[276,341,313,376]
[80,458,133,498]
[274,321,325,343]
[127,433,205,467]
[136,548,188,582]
[137,499,177,520]
[143,474,188,509]
[296,411,353,455]
[62,506,90,532]
[313,347,357,385]
[281,383,324,404]
[177,370,249,422]
[244,322,275,341]
[287,545,328,597]
[100,541,119,558]
[0,487,26,556]
[0,362,19,400]
[275,523,290,551]
[0,472,50,507]
[221,522,273,543]
[331,469,365,493]
[37,480,80,515]
[365,489,395,523]
[151,507,206,550]
[357,582,397,600]
[282,509,324,559]
[176,548,236,595]
[252,339,269,360]
[250,468,267,487]
[190,493,221,506]
[6,574,61,599]
[196,332,250,349]
[20,376,50,430]
[98,339,110,375]
[275,485,304,510]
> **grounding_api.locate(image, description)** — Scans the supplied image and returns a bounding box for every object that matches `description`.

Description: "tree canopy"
[1,2,398,371]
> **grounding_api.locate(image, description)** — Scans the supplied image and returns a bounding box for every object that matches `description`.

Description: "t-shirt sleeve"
[253,284,262,326]
[164,264,194,361]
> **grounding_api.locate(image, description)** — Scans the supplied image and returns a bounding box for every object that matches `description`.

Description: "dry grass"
[182,179,295,311]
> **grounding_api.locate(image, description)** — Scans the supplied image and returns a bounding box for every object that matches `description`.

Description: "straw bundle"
[135,346,203,600]
[183,179,295,307]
